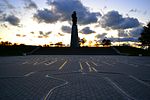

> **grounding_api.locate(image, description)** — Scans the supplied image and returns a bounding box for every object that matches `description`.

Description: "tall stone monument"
[70,11,80,48]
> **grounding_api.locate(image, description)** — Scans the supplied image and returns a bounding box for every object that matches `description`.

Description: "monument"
[70,11,80,48]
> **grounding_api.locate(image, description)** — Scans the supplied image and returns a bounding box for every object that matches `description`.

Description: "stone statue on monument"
[72,11,77,25]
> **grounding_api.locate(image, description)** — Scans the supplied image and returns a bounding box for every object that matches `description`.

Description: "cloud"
[80,27,95,34]
[4,15,20,26]
[118,26,143,38]
[30,31,34,34]
[108,37,138,42]
[100,10,140,30]
[34,9,59,23]
[129,9,138,13]
[0,24,8,28]
[0,0,15,9]
[16,34,21,37]
[129,26,143,37]
[39,31,52,38]
[58,33,64,36]
[95,33,107,40]
[61,25,71,33]
[24,0,37,9]
[34,0,101,25]
[118,30,129,37]
[0,10,3,14]
[16,34,26,37]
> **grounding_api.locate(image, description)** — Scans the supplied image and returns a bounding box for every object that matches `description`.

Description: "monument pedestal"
[70,25,79,48]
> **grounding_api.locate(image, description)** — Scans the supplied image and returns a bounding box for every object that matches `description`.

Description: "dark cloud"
[0,10,3,14]
[30,31,34,34]
[24,0,37,9]
[4,15,20,26]
[61,25,71,33]
[16,34,21,37]
[118,30,129,37]
[108,37,138,42]
[34,0,101,25]
[129,26,143,37]
[58,33,64,36]
[0,24,8,28]
[95,33,107,40]
[45,31,52,35]
[80,27,95,34]
[100,10,140,30]
[118,26,143,38]
[16,34,26,37]
[39,31,51,38]
[38,36,43,38]
[34,9,59,23]
[129,9,138,13]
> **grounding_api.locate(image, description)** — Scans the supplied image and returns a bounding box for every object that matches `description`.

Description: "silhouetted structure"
[70,11,79,48]
[139,22,150,49]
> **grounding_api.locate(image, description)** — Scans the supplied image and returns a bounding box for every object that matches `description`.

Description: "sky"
[0,0,150,46]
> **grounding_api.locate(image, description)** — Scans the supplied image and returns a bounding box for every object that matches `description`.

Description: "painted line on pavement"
[79,62,83,72]
[91,61,98,66]
[33,60,49,66]
[22,61,28,64]
[59,60,68,70]
[44,60,57,66]
[104,77,136,100]
[128,64,138,67]
[92,67,98,72]
[129,75,150,87]
[24,72,35,77]
[85,62,92,72]
[44,75,68,100]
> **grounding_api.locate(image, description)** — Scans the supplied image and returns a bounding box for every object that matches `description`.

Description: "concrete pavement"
[0,55,150,100]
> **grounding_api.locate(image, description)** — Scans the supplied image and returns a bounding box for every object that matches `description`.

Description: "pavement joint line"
[102,61,113,66]
[104,77,136,100]
[129,75,150,87]
[22,61,28,64]
[44,60,57,66]
[59,60,68,70]
[24,71,36,77]
[128,64,138,67]
[145,64,150,66]
[0,76,24,79]
[44,75,69,100]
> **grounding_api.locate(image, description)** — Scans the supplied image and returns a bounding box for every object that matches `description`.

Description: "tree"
[79,38,87,46]
[139,22,150,49]
[102,39,111,46]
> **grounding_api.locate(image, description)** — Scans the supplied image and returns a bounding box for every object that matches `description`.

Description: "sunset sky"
[0,0,150,46]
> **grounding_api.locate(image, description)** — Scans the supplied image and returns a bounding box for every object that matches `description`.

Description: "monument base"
[70,25,79,48]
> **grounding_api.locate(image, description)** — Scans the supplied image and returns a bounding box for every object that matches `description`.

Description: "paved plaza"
[0,55,150,100]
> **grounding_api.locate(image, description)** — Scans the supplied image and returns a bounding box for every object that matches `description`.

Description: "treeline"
[0,41,37,56]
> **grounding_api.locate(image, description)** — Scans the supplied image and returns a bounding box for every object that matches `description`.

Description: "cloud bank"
[61,25,71,33]
[100,10,140,30]
[4,15,20,26]
[34,0,101,25]
[80,27,95,34]
[24,0,37,9]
